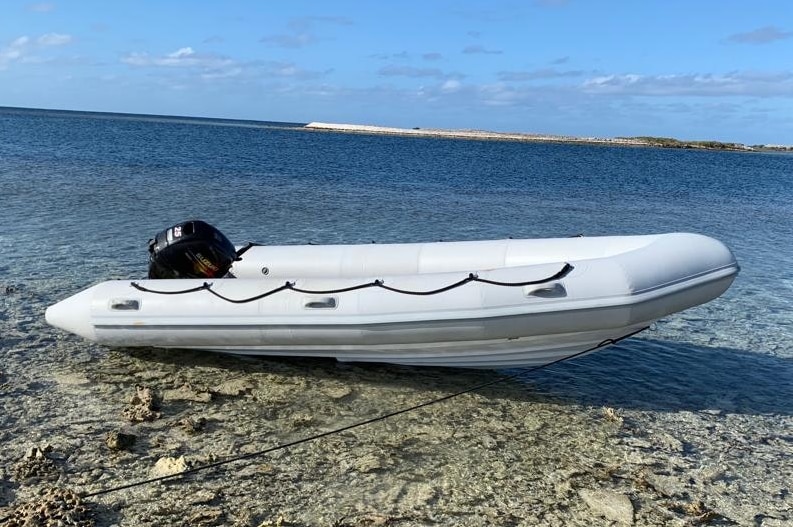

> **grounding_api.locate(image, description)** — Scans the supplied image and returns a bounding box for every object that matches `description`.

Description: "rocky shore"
[1,279,791,526]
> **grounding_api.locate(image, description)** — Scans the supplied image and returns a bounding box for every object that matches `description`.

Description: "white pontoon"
[46,231,738,368]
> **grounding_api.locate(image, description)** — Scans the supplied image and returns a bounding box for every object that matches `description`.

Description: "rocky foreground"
[1,333,791,526]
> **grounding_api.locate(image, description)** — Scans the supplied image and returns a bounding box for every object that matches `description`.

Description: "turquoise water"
[1,107,791,525]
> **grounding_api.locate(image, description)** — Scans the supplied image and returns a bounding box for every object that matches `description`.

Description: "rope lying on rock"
[130,263,574,303]
[78,325,648,500]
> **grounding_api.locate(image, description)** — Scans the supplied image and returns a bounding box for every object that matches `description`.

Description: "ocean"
[1,107,791,526]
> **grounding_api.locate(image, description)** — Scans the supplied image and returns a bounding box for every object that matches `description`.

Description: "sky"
[2,1,792,145]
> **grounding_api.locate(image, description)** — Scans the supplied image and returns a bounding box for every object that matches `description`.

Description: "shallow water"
[1,107,791,525]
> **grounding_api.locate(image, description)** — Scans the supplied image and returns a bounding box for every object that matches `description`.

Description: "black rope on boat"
[129,263,573,303]
[202,281,294,304]
[472,263,574,287]
[288,280,382,295]
[377,275,475,296]
[130,282,211,295]
[233,242,261,260]
[75,325,649,501]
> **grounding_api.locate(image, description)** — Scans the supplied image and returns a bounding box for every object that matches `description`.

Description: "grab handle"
[304,297,338,309]
[525,283,567,298]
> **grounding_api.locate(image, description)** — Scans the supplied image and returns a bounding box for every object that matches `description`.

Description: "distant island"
[2,107,789,152]
[305,122,792,153]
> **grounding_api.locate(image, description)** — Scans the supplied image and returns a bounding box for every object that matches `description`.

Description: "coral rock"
[12,446,60,483]
[178,416,208,435]
[6,487,94,527]
[105,431,137,451]
[122,385,162,422]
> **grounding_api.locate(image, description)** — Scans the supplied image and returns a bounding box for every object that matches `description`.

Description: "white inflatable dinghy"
[46,229,738,368]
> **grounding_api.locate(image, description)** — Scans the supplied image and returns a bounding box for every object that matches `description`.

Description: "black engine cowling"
[148,220,237,279]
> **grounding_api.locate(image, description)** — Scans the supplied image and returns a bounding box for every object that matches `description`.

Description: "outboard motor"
[148,220,237,279]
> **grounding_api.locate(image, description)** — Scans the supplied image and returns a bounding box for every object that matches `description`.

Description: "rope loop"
[129,263,573,303]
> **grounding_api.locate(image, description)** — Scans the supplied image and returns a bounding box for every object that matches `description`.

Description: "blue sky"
[2,1,792,144]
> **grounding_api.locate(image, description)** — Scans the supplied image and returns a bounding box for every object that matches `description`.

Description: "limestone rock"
[212,378,254,396]
[644,473,687,498]
[186,506,224,526]
[402,482,438,507]
[321,384,353,400]
[354,452,384,473]
[579,489,635,525]
[151,456,189,477]
[163,383,212,403]
[186,490,218,506]
[52,373,91,386]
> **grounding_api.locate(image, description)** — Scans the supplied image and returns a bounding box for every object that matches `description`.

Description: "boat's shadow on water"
[119,338,793,416]
[523,338,793,415]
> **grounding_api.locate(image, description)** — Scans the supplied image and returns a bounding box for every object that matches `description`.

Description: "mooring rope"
[130,263,573,303]
[77,325,647,500]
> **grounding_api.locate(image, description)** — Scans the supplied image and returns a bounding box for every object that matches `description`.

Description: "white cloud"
[262,61,331,80]
[441,79,462,92]
[121,47,233,68]
[378,65,464,80]
[370,51,410,61]
[120,46,331,87]
[11,36,31,48]
[727,26,793,44]
[119,52,149,67]
[374,68,793,123]
[0,33,73,70]
[259,33,315,49]
[580,72,793,98]
[260,16,353,48]
[379,65,445,79]
[37,33,73,46]
[169,47,194,59]
[201,67,242,80]
[462,45,503,55]
[0,39,27,70]
[498,68,584,81]
[274,64,298,76]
